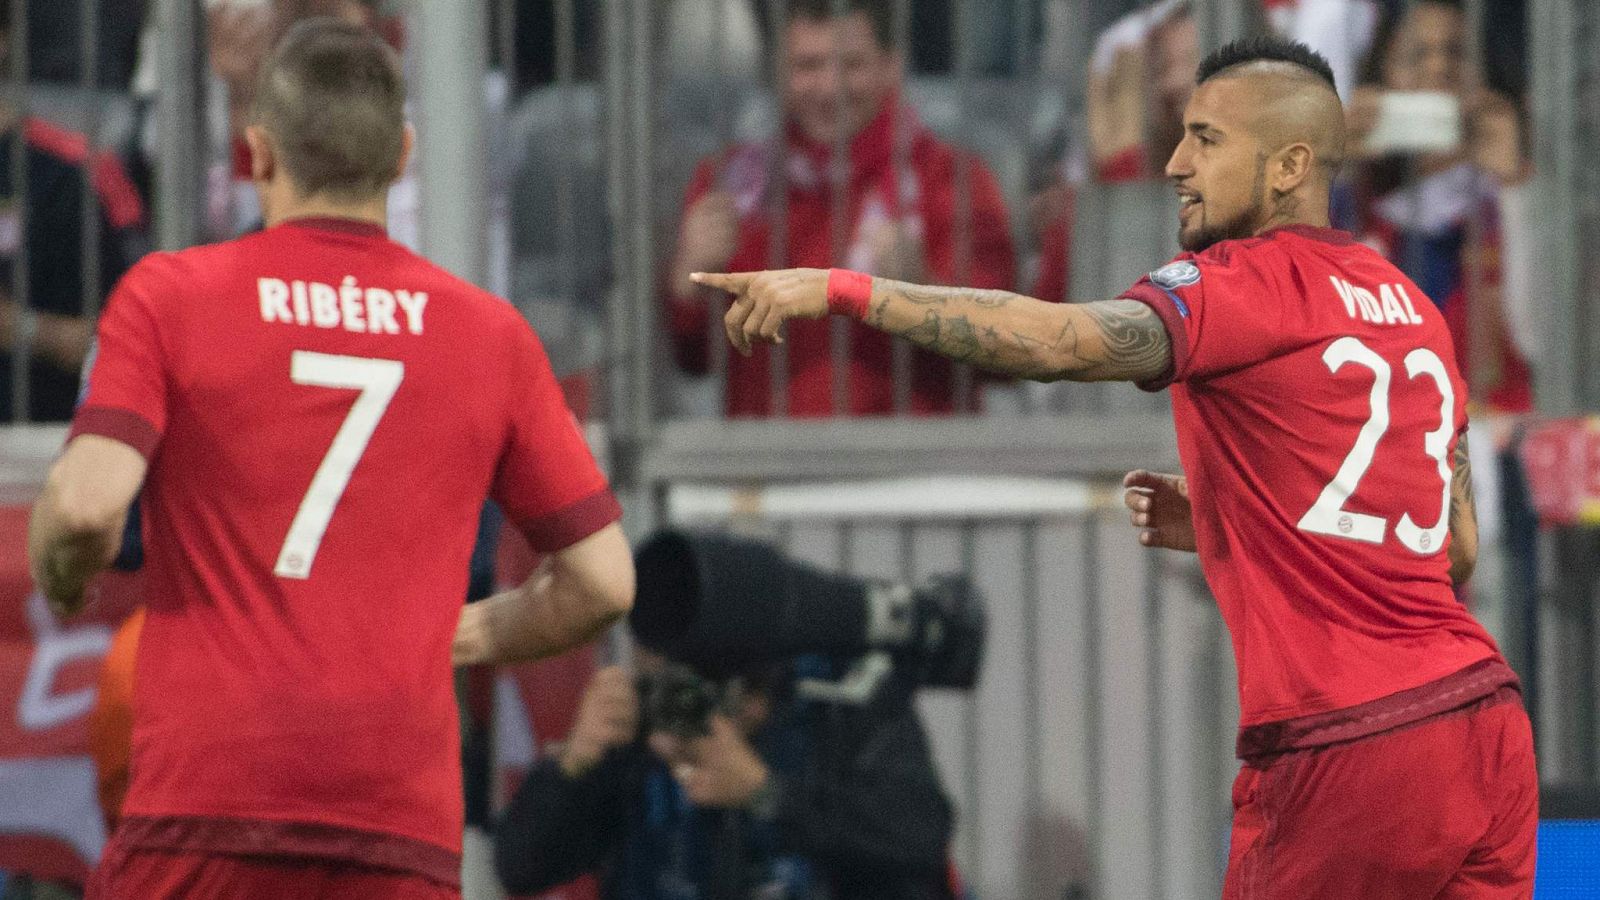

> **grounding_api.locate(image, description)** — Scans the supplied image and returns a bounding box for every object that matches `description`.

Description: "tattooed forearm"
[864,280,1172,382]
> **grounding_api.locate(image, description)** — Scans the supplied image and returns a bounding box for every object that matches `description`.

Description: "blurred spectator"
[1338,0,1535,412]
[0,7,147,422]
[665,0,1016,417]
[1030,0,1195,304]
[495,656,956,900]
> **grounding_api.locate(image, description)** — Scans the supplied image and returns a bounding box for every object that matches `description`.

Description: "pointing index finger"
[690,271,753,295]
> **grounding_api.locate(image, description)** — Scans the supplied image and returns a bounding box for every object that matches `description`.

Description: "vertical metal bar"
[79,0,103,327]
[1460,0,1496,399]
[8,0,31,422]
[1144,547,1167,899]
[889,0,912,416]
[950,0,975,412]
[1012,0,1037,417]
[154,0,205,253]
[414,0,490,284]
[554,0,578,312]
[1081,513,1106,899]
[1020,521,1044,895]
[959,519,983,890]
[828,0,851,417]
[767,0,791,417]
[628,0,656,440]
[1528,0,1580,414]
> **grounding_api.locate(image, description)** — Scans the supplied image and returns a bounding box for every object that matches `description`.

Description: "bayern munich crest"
[1150,261,1202,290]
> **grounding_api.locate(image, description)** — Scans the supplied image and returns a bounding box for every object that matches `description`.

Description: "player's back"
[1131,226,1503,730]
[95,219,565,876]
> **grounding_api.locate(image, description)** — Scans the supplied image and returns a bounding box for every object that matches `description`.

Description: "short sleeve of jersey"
[1118,248,1286,390]
[493,323,622,553]
[68,254,177,458]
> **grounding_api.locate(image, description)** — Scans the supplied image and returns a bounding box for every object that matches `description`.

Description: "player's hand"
[690,268,829,357]
[1122,469,1197,553]
[652,715,770,808]
[558,666,640,778]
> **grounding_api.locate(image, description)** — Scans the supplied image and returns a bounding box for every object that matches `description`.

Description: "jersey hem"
[1236,656,1516,759]
[114,813,462,888]
[69,406,161,459]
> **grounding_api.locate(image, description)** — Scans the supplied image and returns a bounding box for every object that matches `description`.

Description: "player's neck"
[261,188,388,232]
[1256,188,1330,236]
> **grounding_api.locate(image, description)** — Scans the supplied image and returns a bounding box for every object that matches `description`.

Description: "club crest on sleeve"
[1150,261,1201,290]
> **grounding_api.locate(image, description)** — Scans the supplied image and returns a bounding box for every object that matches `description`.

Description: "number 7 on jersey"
[275,351,405,579]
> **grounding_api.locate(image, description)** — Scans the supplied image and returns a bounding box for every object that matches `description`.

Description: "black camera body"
[637,664,724,740]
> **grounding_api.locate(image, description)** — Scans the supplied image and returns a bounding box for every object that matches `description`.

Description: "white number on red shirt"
[274,352,405,579]
[1296,337,1455,553]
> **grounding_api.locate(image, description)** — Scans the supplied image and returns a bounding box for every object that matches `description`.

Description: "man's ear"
[245,125,274,183]
[395,124,415,182]
[1272,142,1315,194]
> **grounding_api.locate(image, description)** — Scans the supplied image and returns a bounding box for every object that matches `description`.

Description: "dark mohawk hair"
[1196,35,1338,91]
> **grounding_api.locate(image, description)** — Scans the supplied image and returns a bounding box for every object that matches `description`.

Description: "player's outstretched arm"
[1122,470,1197,553]
[691,269,1172,384]
[453,522,635,667]
[1447,439,1477,585]
[29,435,148,618]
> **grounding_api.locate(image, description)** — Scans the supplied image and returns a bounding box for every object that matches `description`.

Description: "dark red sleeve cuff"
[1120,283,1192,392]
[513,489,624,553]
[68,406,161,459]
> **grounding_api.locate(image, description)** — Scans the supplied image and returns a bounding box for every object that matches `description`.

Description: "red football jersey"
[70,218,621,884]
[1122,225,1502,728]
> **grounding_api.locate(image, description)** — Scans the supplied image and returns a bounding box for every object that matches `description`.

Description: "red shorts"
[1224,690,1537,899]
[87,842,460,900]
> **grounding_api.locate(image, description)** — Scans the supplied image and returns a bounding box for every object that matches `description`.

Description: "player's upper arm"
[1045,299,1175,384]
[547,521,635,618]
[1116,252,1288,389]
[491,320,623,553]
[76,253,179,450]
[1447,436,1477,585]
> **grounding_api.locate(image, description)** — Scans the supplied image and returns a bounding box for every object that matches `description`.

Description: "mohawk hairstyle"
[1197,35,1338,91]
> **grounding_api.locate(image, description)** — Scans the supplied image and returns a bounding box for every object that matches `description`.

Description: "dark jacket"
[494,669,956,900]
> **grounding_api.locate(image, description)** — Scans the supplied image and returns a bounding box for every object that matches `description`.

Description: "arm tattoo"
[1449,437,1476,529]
[866,283,1169,381]
[1077,300,1172,381]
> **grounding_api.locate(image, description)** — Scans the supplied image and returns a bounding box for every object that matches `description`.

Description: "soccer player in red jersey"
[29,20,634,900]
[695,36,1536,899]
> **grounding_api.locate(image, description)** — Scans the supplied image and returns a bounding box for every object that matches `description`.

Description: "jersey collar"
[280,216,388,238]
[1260,224,1355,246]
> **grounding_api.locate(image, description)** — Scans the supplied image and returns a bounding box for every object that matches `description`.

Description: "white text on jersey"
[1329,276,1424,327]
[257,277,427,335]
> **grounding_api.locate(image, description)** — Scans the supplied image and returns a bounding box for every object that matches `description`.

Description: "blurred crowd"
[1,0,1539,426]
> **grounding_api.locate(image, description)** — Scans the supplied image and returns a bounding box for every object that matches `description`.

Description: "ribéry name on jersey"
[257,276,428,335]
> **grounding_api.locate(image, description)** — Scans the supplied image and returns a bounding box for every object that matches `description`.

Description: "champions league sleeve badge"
[1150,261,1202,290]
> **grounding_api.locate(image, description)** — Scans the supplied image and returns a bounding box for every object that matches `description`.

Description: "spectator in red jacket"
[665,0,1015,418]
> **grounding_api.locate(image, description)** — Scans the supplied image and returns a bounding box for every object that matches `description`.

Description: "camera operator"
[493,648,957,900]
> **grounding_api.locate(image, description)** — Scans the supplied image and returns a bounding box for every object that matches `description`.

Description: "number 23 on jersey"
[1297,336,1455,555]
